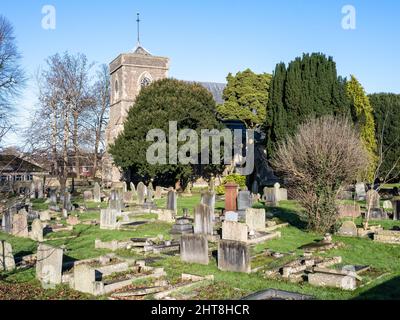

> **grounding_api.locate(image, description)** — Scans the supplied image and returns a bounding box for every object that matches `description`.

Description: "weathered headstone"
[201,191,215,218]
[222,221,248,242]
[83,190,93,202]
[180,234,209,265]
[93,182,101,203]
[147,183,154,202]
[36,244,63,286]
[337,221,358,237]
[366,190,380,210]
[171,217,193,234]
[12,211,28,237]
[122,181,127,193]
[49,190,59,211]
[383,200,393,211]
[355,183,366,201]
[308,272,356,291]
[137,182,147,205]
[225,211,239,222]
[225,182,238,211]
[263,187,276,204]
[30,182,36,199]
[63,192,73,212]
[123,191,133,204]
[245,208,266,231]
[73,264,96,295]
[30,219,43,242]
[39,210,51,222]
[338,204,361,218]
[36,180,44,199]
[100,209,117,230]
[109,189,122,214]
[194,204,213,235]
[0,241,15,271]
[2,209,13,233]
[167,190,177,213]
[218,240,250,273]
[237,190,252,211]
[369,208,387,220]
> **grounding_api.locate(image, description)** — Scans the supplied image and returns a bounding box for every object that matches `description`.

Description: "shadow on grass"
[266,205,308,230]
[353,276,400,300]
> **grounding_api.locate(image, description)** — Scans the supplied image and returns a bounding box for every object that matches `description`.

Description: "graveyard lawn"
[1,198,400,300]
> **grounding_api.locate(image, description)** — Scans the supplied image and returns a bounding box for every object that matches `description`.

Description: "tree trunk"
[73,111,80,180]
[51,105,58,175]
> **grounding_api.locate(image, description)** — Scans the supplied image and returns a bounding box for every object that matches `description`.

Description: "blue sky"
[1,0,400,147]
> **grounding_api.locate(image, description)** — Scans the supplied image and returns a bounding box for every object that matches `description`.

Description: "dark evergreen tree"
[266,53,351,158]
[369,93,400,180]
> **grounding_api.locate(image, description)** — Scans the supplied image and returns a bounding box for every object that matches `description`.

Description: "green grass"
[2,195,400,300]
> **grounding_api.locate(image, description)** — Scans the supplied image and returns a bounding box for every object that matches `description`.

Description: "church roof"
[185,81,226,105]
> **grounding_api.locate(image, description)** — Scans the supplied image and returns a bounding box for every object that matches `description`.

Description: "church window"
[140,77,151,87]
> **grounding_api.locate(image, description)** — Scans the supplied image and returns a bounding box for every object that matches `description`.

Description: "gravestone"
[137,182,146,205]
[383,200,393,211]
[338,204,361,218]
[225,182,238,211]
[130,182,137,201]
[63,192,73,212]
[225,211,239,222]
[279,188,288,201]
[180,234,209,265]
[30,219,43,242]
[147,183,154,203]
[237,190,252,211]
[201,191,215,218]
[194,204,213,236]
[155,186,162,199]
[355,183,366,201]
[39,211,51,222]
[171,217,193,235]
[222,221,248,242]
[0,241,15,271]
[366,190,380,210]
[49,190,59,211]
[369,208,387,220]
[11,211,28,237]
[36,244,63,286]
[2,210,13,233]
[30,182,36,199]
[73,264,96,295]
[123,191,133,204]
[36,180,44,199]
[100,209,117,230]
[109,189,122,214]
[245,208,266,231]
[218,240,251,273]
[93,182,101,203]
[122,181,127,193]
[83,191,93,202]
[263,187,276,204]
[337,221,358,237]
[167,190,177,213]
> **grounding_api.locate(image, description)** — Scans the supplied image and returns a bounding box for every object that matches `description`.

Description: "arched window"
[140,77,151,87]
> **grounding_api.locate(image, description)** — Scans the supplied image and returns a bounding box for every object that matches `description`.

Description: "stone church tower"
[103,45,170,183]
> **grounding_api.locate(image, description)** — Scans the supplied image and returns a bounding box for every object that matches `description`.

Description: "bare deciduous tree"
[271,116,369,233]
[0,15,25,146]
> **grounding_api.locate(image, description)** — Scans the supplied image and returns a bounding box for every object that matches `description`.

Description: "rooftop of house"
[0,155,47,173]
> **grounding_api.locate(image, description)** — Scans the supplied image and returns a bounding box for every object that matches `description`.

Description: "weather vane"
[136,13,141,45]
